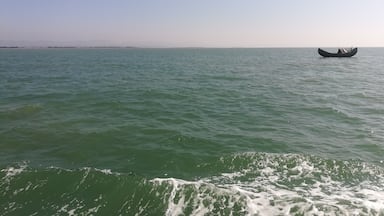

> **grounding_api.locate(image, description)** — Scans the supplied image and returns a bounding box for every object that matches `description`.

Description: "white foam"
[94,168,114,175]
[1,164,27,179]
[58,204,78,216]
[151,153,384,215]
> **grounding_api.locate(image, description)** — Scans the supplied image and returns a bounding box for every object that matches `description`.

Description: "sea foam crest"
[151,153,384,216]
[1,162,28,180]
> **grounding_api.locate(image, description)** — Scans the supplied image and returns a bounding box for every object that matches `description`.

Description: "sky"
[1,0,384,47]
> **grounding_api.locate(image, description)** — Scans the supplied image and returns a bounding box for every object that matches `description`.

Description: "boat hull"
[318,48,358,57]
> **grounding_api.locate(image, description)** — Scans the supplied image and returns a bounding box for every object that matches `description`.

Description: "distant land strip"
[0,46,138,49]
[0,46,21,48]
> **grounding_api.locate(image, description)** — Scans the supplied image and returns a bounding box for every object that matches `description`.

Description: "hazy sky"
[1,0,384,47]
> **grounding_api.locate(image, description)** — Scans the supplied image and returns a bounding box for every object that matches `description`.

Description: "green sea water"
[1,48,384,215]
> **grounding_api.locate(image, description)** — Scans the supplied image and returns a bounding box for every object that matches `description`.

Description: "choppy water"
[1,48,384,215]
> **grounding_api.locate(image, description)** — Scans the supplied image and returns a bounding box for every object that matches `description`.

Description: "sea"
[1,48,384,215]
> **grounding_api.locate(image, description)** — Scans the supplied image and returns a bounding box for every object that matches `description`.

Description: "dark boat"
[318,48,358,57]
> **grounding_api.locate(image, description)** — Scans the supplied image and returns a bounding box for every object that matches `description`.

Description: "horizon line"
[0,45,378,49]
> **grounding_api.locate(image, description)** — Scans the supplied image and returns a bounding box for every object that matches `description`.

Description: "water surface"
[1,48,384,215]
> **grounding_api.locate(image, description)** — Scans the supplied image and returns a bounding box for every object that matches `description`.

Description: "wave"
[0,104,42,120]
[1,153,384,215]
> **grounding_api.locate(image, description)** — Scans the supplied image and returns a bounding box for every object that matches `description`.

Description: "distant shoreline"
[0,46,138,49]
[0,46,20,48]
